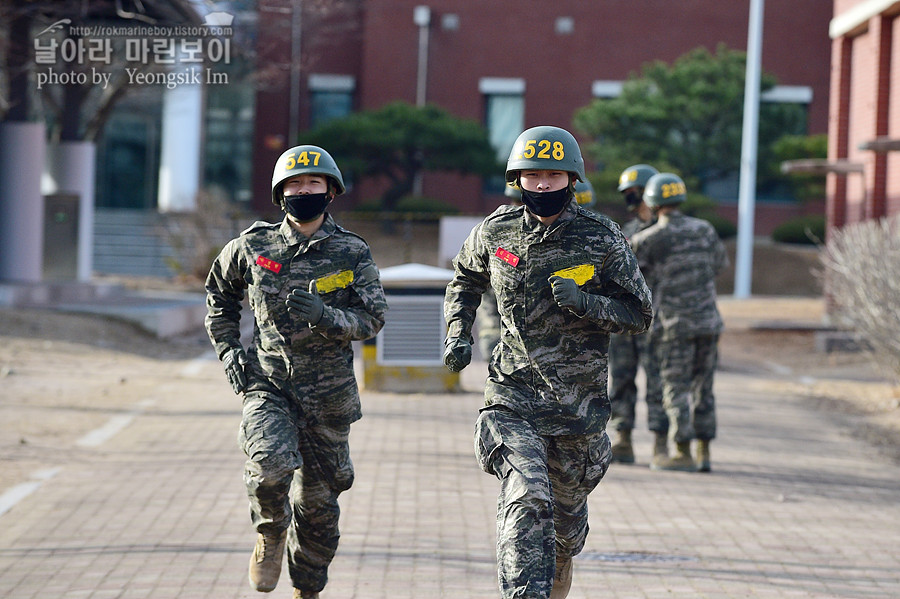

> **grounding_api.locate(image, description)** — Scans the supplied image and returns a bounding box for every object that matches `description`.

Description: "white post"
[158,62,204,213]
[734,0,765,298]
[0,122,46,282]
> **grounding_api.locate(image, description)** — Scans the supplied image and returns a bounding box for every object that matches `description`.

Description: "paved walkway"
[1,347,899,598]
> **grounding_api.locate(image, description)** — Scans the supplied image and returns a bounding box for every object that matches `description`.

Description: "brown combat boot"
[650,441,697,472]
[696,439,711,472]
[610,429,635,464]
[293,590,319,599]
[549,556,572,599]
[652,432,669,460]
[248,531,286,592]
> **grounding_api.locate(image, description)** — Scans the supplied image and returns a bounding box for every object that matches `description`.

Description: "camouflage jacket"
[205,214,387,425]
[444,201,652,434]
[629,210,727,341]
[620,216,655,240]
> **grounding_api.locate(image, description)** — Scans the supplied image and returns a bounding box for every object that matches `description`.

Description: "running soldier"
[443,126,652,598]
[205,145,387,597]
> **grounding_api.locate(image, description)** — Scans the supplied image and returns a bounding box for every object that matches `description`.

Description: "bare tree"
[820,215,900,381]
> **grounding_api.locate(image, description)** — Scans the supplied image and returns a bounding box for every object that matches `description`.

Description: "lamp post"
[734,0,764,299]
[414,6,431,107]
[413,6,431,196]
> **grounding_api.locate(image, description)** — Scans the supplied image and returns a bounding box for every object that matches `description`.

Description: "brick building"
[828,0,900,233]
[251,0,834,223]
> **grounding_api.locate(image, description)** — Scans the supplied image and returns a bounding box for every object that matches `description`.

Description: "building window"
[309,74,355,127]
[480,78,525,194]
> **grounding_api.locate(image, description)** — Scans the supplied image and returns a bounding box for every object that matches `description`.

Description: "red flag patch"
[495,247,520,267]
[256,255,283,273]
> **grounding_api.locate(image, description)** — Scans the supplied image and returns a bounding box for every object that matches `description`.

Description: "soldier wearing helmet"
[443,126,652,599]
[205,145,387,598]
[629,173,728,473]
[607,164,668,465]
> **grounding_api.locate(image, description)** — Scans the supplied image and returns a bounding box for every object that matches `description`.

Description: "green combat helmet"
[271,145,346,206]
[573,178,596,209]
[617,163,659,192]
[643,172,687,208]
[506,126,586,185]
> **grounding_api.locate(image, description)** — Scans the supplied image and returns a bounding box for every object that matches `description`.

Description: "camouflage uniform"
[444,201,652,598]
[608,217,666,434]
[629,211,726,444]
[205,213,387,593]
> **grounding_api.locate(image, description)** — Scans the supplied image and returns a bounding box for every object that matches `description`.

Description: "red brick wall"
[251,0,834,217]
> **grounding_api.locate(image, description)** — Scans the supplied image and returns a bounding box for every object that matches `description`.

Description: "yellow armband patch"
[552,264,595,286]
[316,269,354,293]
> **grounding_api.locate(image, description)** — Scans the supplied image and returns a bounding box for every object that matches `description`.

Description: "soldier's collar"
[279,213,337,247]
[521,200,577,232]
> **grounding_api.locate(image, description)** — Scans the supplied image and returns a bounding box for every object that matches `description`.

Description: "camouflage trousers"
[654,334,719,443]
[239,389,355,593]
[475,406,611,599]
[607,331,667,433]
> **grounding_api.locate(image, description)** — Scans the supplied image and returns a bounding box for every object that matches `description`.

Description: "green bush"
[699,213,738,239]
[771,214,826,245]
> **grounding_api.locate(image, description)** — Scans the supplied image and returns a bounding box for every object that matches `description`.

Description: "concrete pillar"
[157,63,203,212]
[42,141,96,281]
[0,122,46,282]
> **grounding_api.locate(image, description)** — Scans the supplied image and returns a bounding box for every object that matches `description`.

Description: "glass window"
[310,91,354,127]
[484,94,524,193]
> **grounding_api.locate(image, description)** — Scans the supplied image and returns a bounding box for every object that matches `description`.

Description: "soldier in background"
[607,164,668,464]
[205,145,387,598]
[629,172,727,473]
[443,126,652,598]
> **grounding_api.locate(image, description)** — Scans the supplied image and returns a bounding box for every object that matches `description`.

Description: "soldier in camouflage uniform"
[629,173,727,473]
[443,126,652,599]
[205,145,387,598]
[607,164,668,464]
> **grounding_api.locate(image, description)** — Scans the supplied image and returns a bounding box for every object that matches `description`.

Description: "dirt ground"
[2,230,899,499]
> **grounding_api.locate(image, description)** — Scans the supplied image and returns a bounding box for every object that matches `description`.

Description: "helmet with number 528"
[643,172,687,208]
[505,126,586,184]
[271,145,346,206]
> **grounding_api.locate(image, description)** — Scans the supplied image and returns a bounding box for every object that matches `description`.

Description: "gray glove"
[549,275,587,316]
[443,337,472,372]
[222,346,249,394]
[286,280,325,325]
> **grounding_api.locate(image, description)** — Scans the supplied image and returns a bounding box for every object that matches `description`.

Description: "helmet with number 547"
[505,126,586,184]
[643,172,687,208]
[271,145,346,206]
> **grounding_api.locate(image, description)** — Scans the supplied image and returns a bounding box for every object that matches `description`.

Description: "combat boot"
[696,439,711,472]
[549,556,572,599]
[650,441,697,472]
[248,531,286,592]
[610,429,635,464]
[652,432,669,460]
[293,590,319,599]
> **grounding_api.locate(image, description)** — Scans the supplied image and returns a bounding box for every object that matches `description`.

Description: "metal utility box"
[363,263,461,393]
[43,194,79,281]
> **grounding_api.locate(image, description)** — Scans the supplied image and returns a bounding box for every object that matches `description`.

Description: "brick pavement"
[1,350,899,598]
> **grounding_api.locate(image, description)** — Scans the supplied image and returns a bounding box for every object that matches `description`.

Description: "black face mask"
[624,190,643,209]
[521,187,570,217]
[283,193,331,223]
